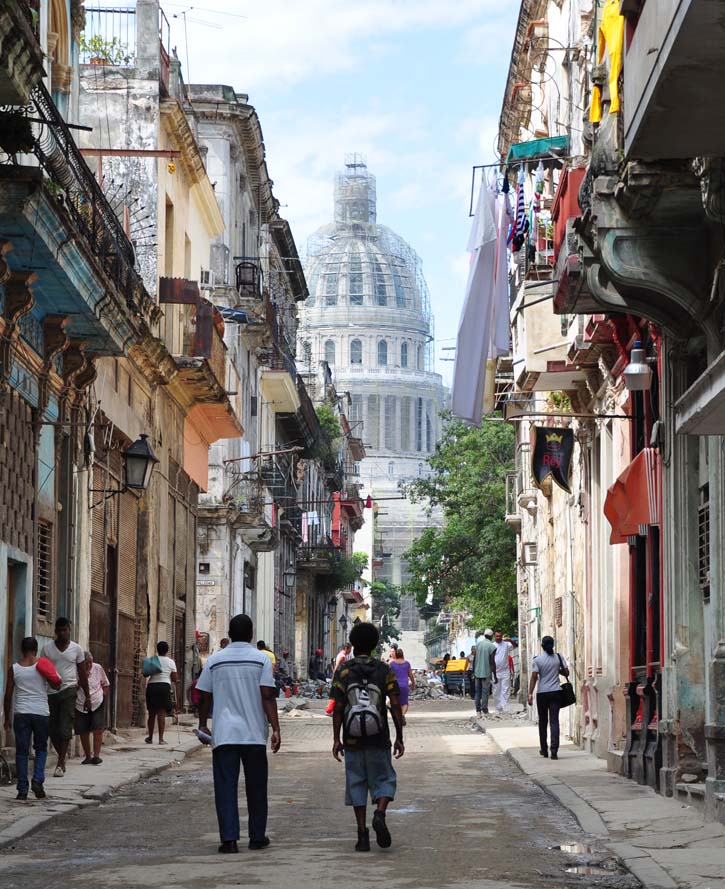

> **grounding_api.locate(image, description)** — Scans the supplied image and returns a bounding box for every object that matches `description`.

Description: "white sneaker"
[53,765,65,778]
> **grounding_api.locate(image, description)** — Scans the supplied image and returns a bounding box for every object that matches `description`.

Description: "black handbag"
[557,654,576,707]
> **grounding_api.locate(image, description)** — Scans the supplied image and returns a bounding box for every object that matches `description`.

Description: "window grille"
[699,484,710,600]
[554,596,563,627]
[36,520,54,622]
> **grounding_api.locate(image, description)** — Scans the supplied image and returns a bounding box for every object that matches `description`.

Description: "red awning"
[603,448,661,545]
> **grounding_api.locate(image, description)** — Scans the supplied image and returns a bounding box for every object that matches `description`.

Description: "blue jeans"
[212,744,268,843]
[14,713,49,794]
[474,677,492,713]
[344,747,397,807]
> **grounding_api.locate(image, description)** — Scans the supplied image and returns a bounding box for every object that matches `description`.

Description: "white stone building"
[298,157,446,637]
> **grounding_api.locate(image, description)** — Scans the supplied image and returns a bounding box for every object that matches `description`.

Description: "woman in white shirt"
[3,637,61,800]
[527,635,569,760]
[145,640,178,745]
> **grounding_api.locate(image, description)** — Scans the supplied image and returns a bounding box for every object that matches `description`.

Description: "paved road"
[0,702,638,889]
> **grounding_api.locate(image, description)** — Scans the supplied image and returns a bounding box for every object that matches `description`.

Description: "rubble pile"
[294,679,331,699]
[410,672,452,700]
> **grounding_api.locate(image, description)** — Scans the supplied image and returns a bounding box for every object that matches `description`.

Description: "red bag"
[36,657,61,686]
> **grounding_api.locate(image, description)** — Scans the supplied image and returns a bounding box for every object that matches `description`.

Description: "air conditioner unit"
[522,541,538,565]
[200,269,215,288]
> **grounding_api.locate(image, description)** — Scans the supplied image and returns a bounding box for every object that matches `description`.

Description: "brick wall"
[0,390,35,556]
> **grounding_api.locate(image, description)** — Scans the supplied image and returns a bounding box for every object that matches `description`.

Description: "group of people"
[196,615,404,854]
[3,618,110,799]
[3,617,184,799]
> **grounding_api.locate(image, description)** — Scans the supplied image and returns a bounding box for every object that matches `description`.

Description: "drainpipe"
[566,497,577,740]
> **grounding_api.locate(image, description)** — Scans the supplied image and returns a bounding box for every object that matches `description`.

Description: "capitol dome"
[298,157,446,597]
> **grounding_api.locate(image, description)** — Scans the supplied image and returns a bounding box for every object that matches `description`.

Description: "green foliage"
[316,554,359,595]
[369,581,401,644]
[403,413,517,635]
[315,404,341,442]
[79,34,130,64]
[352,552,368,574]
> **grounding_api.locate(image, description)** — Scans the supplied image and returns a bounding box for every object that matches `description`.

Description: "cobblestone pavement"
[0,702,639,889]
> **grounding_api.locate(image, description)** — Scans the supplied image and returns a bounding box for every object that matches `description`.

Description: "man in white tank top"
[3,637,61,800]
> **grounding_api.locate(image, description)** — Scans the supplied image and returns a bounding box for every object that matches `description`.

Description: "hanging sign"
[531,427,574,493]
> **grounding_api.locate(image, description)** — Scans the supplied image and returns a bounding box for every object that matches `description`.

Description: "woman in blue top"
[528,636,569,760]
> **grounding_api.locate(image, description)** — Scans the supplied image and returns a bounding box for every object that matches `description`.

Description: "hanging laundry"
[590,0,625,124]
[301,511,308,543]
[510,166,529,253]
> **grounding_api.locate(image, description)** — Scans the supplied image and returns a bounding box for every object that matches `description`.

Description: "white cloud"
[165,0,519,93]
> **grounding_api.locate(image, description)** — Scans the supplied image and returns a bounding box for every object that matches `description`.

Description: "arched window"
[417,344,424,370]
[302,341,312,365]
[400,342,408,368]
[418,462,424,477]
[348,255,363,305]
[373,260,387,306]
[324,339,336,366]
[350,339,362,365]
[388,461,395,476]
[378,340,388,366]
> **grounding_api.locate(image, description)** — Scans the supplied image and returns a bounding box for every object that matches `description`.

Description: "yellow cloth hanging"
[590,0,625,123]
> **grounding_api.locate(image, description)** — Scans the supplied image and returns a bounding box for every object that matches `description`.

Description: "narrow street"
[0,702,637,889]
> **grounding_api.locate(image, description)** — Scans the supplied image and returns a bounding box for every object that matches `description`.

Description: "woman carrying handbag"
[527,636,573,760]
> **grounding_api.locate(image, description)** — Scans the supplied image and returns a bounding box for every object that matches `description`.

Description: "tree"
[403,414,517,635]
[369,580,401,644]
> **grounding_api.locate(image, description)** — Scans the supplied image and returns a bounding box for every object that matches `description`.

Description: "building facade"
[484,0,725,823]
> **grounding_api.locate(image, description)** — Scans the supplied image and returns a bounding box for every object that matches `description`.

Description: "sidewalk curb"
[0,737,202,851]
[488,732,679,889]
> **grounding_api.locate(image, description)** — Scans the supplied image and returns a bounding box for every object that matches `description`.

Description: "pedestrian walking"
[3,637,61,799]
[196,613,281,854]
[389,647,415,721]
[40,617,90,776]
[473,629,497,717]
[145,641,178,745]
[467,645,476,699]
[326,642,354,715]
[493,631,514,713]
[75,651,110,765]
[528,636,570,760]
[331,621,404,852]
[257,640,276,667]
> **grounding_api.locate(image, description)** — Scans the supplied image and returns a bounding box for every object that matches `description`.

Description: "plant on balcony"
[370,580,401,644]
[316,554,359,595]
[352,551,368,575]
[313,404,343,475]
[0,111,35,156]
[79,33,130,65]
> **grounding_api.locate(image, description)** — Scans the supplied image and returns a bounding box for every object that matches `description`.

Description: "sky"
[159,0,521,385]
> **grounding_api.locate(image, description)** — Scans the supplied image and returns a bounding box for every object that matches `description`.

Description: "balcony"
[235,257,263,305]
[260,454,298,510]
[297,543,340,574]
[0,81,154,354]
[623,0,725,159]
[0,1,45,105]
[221,470,268,527]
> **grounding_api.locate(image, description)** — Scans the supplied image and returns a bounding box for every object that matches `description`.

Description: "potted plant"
[0,111,35,155]
[79,34,130,66]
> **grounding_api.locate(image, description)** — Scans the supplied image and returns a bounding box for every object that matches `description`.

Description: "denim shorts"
[344,747,397,807]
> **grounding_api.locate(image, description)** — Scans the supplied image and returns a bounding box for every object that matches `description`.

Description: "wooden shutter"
[91,465,106,595]
[174,497,187,600]
[118,491,138,616]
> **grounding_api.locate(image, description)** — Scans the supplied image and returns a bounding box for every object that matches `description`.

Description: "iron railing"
[505,471,520,518]
[3,80,148,313]
[79,7,136,65]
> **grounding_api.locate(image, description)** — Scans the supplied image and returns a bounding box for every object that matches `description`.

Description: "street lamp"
[90,433,159,508]
[623,341,653,392]
[123,434,160,490]
[339,613,349,634]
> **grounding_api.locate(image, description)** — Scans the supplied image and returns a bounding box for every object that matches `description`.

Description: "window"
[384,396,396,449]
[401,342,408,368]
[417,344,424,370]
[324,339,336,366]
[378,340,388,366]
[373,260,387,305]
[393,270,406,308]
[324,263,340,305]
[302,341,312,365]
[416,397,423,452]
[699,484,710,600]
[350,339,362,365]
[348,255,363,305]
[36,520,54,623]
[400,397,411,451]
[349,393,363,425]
[418,462,424,477]
[426,412,433,452]
[388,461,395,476]
[306,269,319,307]
[367,395,380,449]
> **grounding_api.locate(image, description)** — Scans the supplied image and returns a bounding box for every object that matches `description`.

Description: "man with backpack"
[331,622,404,853]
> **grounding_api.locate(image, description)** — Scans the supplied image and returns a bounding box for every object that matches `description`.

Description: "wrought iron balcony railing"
[2,80,149,314]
